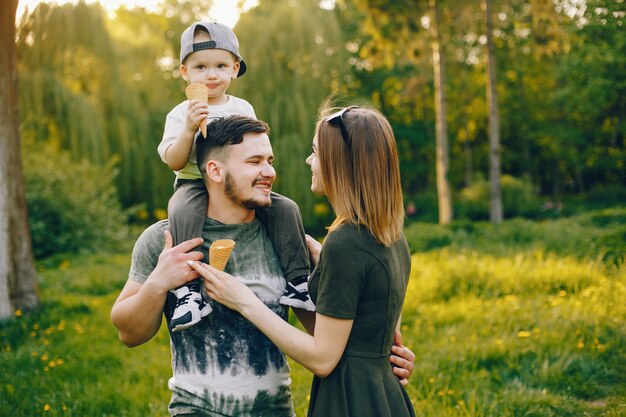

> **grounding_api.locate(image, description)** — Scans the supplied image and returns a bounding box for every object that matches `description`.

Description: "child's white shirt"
[158,95,256,180]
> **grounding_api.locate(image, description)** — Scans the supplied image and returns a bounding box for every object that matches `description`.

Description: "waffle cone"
[185,83,209,137]
[209,239,235,271]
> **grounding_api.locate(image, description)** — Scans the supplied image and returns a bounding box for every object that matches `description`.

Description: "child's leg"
[168,179,208,250]
[257,192,315,311]
[168,179,212,332]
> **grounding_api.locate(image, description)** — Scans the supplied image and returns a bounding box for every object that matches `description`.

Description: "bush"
[456,175,540,220]
[22,139,128,258]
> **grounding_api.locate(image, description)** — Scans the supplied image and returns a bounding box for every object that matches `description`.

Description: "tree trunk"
[464,139,472,187]
[0,0,39,319]
[483,0,503,223]
[430,0,453,224]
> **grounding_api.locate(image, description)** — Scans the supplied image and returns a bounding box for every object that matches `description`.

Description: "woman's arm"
[190,261,352,377]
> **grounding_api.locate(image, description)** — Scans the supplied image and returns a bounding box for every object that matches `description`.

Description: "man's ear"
[180,64,189,82]
[205,160,224,183]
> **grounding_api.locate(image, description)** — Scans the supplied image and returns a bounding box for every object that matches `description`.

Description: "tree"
[0,0,39,319]
[430,0,453,224]
[483,0,503,223]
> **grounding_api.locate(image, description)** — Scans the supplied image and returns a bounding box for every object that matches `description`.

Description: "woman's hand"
[187,261,258,312]
[305,234,322,267]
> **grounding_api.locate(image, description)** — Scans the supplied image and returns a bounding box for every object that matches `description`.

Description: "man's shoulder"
[133,220,169,255]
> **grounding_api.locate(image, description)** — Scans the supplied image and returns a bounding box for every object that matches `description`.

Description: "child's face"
[180,35,240,105]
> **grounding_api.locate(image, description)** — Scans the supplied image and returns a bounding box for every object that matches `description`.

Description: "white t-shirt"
[158,95,256,180]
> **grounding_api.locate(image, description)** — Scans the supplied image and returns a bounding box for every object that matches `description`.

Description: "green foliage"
[400,209,626,415]
[23,138,129,259]
[14,0,626,232]
[455,175,541,220]
[232,0,351,226]
[404,207,626,267]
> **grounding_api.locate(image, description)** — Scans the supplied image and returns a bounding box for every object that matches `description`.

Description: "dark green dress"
[307,224,416,417]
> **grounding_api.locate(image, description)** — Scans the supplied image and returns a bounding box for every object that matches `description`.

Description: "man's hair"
[195,115,270,181]
[316,104,405,246]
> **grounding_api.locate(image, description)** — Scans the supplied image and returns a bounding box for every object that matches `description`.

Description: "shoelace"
[174,293,193,308]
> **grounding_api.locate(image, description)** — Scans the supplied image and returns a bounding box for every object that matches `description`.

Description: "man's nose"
[261,162,276,179]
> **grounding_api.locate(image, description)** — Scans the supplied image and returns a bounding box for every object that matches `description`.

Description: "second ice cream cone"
[209,239,235,271]
[185,83,209,137]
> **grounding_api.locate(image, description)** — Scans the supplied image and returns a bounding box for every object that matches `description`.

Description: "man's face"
[222,132,275,209]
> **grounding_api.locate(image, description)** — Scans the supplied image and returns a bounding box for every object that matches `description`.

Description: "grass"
[1,208,624,416]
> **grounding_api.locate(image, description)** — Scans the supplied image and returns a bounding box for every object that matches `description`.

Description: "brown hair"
[316,102,405,246]
[196,115,270,182]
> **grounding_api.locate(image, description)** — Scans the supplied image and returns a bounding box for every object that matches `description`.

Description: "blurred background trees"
[14,0,626,257]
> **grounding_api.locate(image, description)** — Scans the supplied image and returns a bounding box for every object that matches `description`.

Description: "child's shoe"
[279,275,315,311]
[170,283,212,332]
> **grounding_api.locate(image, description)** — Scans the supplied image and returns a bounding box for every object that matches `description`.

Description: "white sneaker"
[170,284,212,332]
[279,275,315,311]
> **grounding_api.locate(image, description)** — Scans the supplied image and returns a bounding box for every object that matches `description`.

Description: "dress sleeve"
[314,230,367,320]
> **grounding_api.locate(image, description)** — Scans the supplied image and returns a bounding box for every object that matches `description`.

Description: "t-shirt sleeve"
[129,221,168,284]
[314,231,366,320]
[158,103,186,163]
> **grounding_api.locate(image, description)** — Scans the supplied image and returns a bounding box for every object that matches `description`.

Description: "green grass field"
[1,208,624,416]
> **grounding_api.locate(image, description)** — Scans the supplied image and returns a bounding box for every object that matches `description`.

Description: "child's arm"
[164,100,208,171]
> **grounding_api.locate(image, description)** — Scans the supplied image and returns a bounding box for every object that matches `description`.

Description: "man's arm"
[111,231,204,347]
[390,322,415,386]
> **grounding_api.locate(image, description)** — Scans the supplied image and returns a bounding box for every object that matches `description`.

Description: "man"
[111,115,414,417]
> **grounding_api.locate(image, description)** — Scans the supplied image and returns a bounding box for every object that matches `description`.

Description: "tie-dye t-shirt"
[129,218,295,417]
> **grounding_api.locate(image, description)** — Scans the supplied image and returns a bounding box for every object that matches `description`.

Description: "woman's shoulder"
[324,223,375,251]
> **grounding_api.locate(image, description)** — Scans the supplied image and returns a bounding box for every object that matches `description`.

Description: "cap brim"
[237,60,247,77]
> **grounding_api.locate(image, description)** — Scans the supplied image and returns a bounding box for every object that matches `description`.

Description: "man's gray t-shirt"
[129,218,294,417]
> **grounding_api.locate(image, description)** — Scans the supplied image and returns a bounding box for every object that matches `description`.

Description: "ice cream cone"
[209,239,236,271]
[185,83,209,137]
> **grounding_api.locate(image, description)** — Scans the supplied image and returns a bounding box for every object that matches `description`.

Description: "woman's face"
[306,133,324,194]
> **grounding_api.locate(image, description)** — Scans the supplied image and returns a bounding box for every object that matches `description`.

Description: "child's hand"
[185,100,209,133]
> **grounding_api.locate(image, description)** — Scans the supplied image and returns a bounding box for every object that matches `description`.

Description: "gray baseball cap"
[179,21,247,77]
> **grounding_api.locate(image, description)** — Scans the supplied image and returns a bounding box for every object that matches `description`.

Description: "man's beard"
[224,171,272,209]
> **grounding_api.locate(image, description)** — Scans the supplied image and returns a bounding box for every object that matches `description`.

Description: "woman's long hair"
[316,102,405,246]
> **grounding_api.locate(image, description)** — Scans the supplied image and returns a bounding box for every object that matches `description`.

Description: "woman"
[190,104,415,416]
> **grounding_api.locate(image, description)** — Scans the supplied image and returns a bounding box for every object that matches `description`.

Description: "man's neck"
[206,192,256,224]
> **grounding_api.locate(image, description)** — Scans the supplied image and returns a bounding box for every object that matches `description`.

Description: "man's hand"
[148,230,205,292]
[305,234,322,267]
[390,331,415,386]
